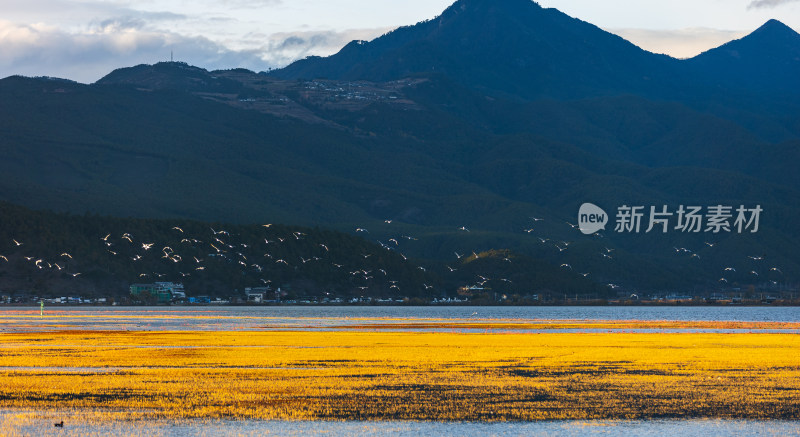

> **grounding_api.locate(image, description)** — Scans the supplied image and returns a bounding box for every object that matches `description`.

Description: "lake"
[2,411,799,437]
[0,305,798,332]
[1,306,798,435]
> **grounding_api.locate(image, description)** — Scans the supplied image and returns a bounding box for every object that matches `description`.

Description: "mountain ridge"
[268,1,798,98]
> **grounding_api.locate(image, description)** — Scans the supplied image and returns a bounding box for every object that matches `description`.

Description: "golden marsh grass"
[0,326,798,421]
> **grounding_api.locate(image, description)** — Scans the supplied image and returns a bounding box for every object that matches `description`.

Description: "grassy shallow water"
[0,324,798,422]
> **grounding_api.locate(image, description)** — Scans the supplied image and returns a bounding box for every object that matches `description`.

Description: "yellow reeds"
[0,329,798,421]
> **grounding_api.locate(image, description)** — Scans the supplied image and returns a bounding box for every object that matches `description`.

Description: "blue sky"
[0,0,797,83]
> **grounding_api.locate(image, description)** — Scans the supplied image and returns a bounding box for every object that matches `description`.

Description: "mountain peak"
[96,62,244,93]
[700,18,800,53]
[270,0,668,99]
[744,19,800,46]
[688,19,800,92]
[447,0,540,11]
[438,0,542,23]
[755,19,797,35]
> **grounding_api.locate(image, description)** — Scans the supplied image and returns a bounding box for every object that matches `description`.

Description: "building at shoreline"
[130,282,185,303]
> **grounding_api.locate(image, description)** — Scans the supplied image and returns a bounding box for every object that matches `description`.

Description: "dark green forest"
[0,202,603,301]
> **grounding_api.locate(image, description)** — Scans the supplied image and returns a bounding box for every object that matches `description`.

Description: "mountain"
[270,0,678,99]
[1,0,799,292]
[688,19,800,93]
[272,1,800,99]
[96,62,247,94]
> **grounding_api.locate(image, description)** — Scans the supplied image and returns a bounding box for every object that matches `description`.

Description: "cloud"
[608,27,748,59]
[2,0,186,26]
[260,27,394,67]
[0,20,272,83]
[0,13,394,83]
[747,0,800,9]
[215,0,283,9]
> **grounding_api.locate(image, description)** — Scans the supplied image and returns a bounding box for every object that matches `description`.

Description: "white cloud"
[0,20,272,83]
[748,0,800,9]
[214,0,283,9]
[608,27,748,59]
[260,27,394,67]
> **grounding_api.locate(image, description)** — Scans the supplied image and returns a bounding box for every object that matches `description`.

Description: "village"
[1,280,795,307]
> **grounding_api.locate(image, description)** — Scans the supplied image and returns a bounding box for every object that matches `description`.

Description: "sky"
[0,0,798,83]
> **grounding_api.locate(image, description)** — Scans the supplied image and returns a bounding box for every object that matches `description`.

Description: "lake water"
[2,411,798,437]
[0,305,798,332]
[1,306,798,435]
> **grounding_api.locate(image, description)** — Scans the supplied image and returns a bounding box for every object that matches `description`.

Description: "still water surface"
[2,412,798,437]
[0,305,798,332]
